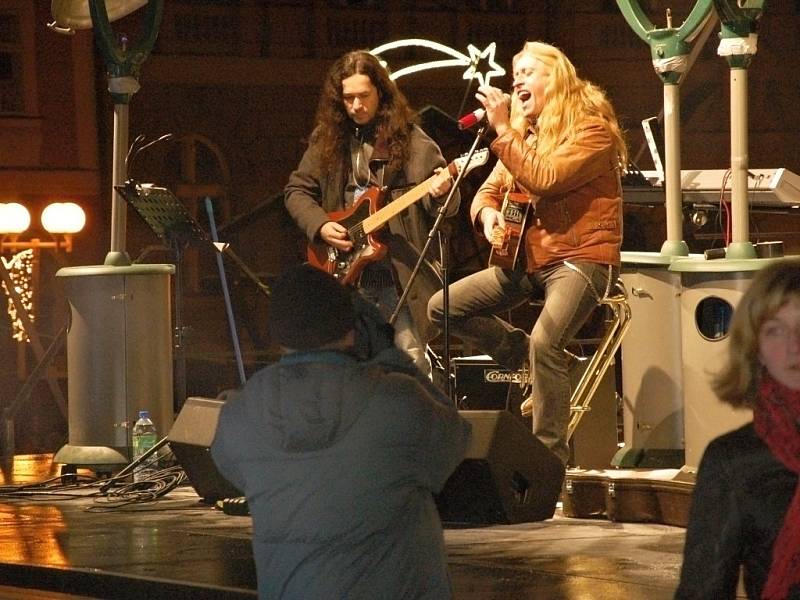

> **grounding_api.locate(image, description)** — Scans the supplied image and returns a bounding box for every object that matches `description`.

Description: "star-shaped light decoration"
[370,39,506,87]
[463,42,505,88]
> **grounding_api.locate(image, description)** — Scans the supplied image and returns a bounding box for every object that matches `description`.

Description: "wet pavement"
[0,454,713,599]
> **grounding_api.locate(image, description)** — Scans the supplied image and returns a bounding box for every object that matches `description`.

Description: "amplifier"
[452,355,525,411]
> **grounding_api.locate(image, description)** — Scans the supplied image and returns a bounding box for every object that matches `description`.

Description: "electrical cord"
[97,436,170,494]
[717,169,733,246]
[0,443,189,509]
[88,465,188,511]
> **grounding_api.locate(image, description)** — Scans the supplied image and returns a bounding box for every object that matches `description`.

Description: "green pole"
[88,0,164,266]
[713,1,765,260]
[617,0,715,257]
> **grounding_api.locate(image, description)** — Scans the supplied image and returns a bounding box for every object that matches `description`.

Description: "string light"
[1,249,35,342]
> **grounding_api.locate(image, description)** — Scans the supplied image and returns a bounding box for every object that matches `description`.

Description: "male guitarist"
[427,41,627,465]
[284,50,458,376]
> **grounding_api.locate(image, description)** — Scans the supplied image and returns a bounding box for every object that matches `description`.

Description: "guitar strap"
[371,135,397,191]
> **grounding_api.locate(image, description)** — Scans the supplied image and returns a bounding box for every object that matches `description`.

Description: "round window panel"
[696,296,733,341]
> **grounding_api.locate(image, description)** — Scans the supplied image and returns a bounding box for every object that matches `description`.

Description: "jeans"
[427,260,617,463]
[359,283,431,378]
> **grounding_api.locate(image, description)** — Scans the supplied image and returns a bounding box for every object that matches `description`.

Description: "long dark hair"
[312,50,416,175]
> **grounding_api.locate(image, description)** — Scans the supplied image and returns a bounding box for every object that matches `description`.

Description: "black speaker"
[167,397,242,502]
[451,355,525,410]
[435,410,565,524]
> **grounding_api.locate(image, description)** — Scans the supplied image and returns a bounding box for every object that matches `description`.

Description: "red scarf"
[754,373,800,600]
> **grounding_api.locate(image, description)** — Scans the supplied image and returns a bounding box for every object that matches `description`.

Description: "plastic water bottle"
[132,410,158,482]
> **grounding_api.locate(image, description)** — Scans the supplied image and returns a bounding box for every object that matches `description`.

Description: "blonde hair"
[500,41,627,187]
[712,259,800,407]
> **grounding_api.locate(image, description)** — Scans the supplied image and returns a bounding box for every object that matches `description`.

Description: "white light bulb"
[41,202,86,234]
[0,203,32,234]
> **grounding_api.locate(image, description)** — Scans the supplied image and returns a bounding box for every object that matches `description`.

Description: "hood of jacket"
[258,350,370,453]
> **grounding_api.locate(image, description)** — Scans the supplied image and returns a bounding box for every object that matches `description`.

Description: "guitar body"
[306,148,490,285]
[306,186,388,286]
[488,192,531,270]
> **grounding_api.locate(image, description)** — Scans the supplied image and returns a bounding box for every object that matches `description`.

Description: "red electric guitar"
[307,149,489,285]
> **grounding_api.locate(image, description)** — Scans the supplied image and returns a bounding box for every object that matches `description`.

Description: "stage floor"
[0,454,705,599]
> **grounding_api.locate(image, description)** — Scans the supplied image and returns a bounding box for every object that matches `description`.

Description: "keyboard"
[623,168,800,207]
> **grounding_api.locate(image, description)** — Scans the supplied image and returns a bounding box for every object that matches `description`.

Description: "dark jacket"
[676,423,800,599]
[284,124,459,341]
[471,117,622,271]
[211,347,471,600]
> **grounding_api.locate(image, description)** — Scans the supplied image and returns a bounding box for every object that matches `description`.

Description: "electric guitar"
[488,190,532,270]
[307,149,489,285]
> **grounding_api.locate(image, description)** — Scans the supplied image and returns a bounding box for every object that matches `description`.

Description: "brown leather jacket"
[470,117,622,272]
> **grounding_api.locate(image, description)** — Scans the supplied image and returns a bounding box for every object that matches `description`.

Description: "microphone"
[457,94,512,130]
[457,108,486,130]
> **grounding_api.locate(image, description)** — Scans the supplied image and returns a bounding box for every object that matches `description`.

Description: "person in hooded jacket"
[211,264,471,600]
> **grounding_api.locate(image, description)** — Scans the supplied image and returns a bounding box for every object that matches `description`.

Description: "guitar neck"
[361,167,452,235]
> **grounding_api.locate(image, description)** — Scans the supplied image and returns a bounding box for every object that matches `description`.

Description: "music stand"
[116,180,210,409]
[116,180,209,245]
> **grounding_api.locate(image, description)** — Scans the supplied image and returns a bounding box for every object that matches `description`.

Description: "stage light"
[0,203,32,235]
[41,202,86,235]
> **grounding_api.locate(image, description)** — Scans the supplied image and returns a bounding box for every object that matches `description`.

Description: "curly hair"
[311,50,417,176]
[499,41,627,188]
[712,259,800,408]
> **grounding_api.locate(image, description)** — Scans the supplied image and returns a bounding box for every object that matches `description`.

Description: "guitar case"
[562,468,695,527]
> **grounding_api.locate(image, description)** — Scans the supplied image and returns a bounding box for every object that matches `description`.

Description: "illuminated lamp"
[41,202,86,234]
[0,203,32,235]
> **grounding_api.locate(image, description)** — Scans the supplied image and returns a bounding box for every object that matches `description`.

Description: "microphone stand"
[389,123,487,403]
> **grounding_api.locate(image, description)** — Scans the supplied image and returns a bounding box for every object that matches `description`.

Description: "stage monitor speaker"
[167,396,242,502]
[436,410,565,524]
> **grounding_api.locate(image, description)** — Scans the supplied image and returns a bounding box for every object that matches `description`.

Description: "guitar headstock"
[450,148,490,178]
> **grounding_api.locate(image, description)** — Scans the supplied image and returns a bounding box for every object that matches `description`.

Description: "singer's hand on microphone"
[476,86,511,136]
[479,207,506,244]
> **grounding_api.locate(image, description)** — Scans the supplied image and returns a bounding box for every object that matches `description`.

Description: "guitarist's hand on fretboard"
[319,221,353,252]
[478,206,506,244]
[428,167,454,199]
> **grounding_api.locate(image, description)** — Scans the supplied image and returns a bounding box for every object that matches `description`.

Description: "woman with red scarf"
[676,259,800,600]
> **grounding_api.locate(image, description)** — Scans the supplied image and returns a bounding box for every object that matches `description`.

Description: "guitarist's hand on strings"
[478,206,506,245]
[319,221,353,252]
